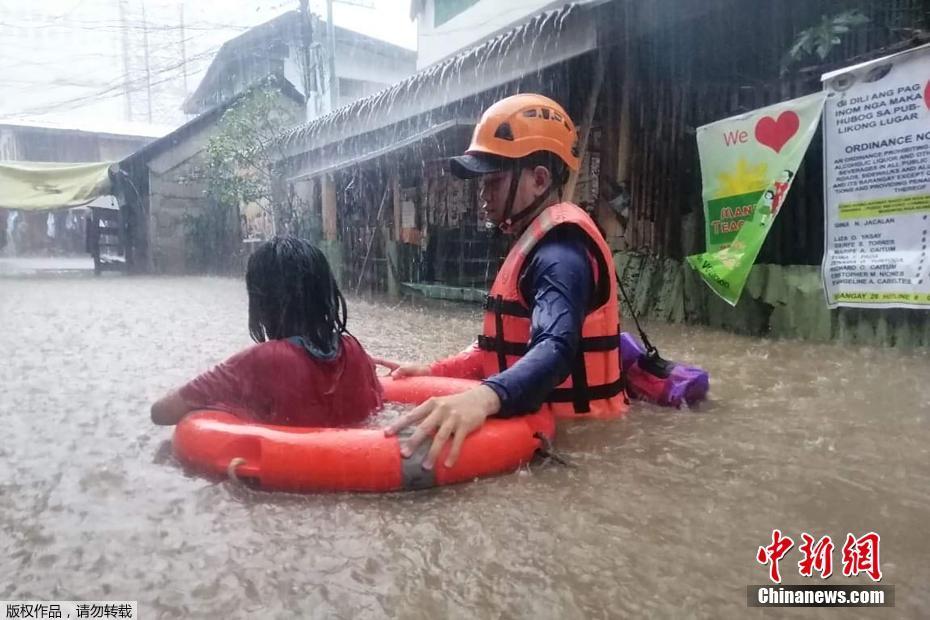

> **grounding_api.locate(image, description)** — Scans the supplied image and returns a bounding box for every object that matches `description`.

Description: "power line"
[0,17,254,32]
[0,38,216,95]
[6,39,293,118]
[1,77,116,88]
[46,0,89,22]
[1,0,405,119]
[0,32,205,70]
[8,45,222,116]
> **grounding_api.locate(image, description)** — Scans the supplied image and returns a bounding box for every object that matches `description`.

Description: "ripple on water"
[1,276,928,618]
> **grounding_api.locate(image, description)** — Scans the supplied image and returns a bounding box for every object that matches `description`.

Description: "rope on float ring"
[227,457,248,484]
[533,432,573,468]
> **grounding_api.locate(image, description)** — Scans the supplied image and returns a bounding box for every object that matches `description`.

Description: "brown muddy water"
[1,273,928,619]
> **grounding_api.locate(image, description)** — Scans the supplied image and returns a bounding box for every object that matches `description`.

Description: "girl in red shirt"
[151,237,383,427]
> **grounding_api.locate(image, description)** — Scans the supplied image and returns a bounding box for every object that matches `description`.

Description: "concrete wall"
[398,248,930,346]
[333,41,413,88]
[615,252,930,347]
[0,126,150,163]
[407,250,930,346]
[146,117,221,274]
[148,164,209,274]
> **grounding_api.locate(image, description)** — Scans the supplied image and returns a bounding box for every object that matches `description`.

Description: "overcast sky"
[4,0,418,47]
[0,0,418,123]
[300,0,417,49]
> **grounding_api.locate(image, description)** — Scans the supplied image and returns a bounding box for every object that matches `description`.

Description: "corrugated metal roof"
[121,75,304,167]
[0,116,175,139]
[288,118,474,180]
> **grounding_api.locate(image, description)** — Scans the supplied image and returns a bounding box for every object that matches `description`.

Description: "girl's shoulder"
[337,333,372,358]
[237,338,309,365]
[251,334,370,365]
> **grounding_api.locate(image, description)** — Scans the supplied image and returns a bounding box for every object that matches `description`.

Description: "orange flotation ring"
[172,376,555,493]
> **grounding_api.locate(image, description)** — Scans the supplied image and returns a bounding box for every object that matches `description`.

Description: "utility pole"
[179,4,189,95]
[141,0,153,122]
[326,0,339,111]
[298,0,315,120]
[118,0,132,120]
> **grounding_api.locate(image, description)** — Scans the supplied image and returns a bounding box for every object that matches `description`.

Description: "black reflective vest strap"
[480,294,624,413]
[483,295,530,318]
[578,334,620,352]
[568,351,591,413]
[476,334,623,413]
[547,376,626,404]
[489,295,508,372]
[476,334,619,356]
[476,335,527,357]
[549,323,625,412]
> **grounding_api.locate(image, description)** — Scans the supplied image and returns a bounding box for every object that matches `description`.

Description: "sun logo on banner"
[714,157,769,198]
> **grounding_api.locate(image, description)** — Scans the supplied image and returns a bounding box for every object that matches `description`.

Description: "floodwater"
[1,270,928,619]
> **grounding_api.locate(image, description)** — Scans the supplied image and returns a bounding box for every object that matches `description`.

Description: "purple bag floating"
[619,332,709,408]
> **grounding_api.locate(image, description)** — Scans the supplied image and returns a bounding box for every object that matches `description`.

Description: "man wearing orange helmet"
[384,94,627,470]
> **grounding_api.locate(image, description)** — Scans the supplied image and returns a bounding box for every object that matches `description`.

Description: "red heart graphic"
[924,80,930,110]
[754,111,800,154]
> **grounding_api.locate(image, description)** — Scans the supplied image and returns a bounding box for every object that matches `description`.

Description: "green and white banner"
[822,44,930,309]
[687,92,826,305]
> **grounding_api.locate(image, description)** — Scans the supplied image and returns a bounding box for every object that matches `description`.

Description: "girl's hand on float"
[384,385,501,469]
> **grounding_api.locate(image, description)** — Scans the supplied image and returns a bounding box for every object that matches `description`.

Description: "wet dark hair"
[246,236,348,355]
[519,150,570,193]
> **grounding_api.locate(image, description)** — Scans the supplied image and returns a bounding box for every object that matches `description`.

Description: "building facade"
[276,0,930,345]
[182,11,417,122]
[409,0,599,69]
[119,79,305,274]
[0,118,164,262]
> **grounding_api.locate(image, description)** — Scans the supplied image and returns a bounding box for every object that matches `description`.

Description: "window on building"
[434,0,479,28]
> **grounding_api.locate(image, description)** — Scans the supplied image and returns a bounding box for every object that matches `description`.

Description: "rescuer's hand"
[387,362,432,378]
[367,356,430,377]
[384,384,502,469]
[368,356,399,372]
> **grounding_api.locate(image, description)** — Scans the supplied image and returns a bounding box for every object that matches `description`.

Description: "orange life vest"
[477,202,628,419]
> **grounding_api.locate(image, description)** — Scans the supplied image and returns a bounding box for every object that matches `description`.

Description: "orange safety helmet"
[451,94,580,179]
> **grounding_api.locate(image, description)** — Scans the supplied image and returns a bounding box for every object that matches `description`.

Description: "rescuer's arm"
[426,341,486,379]
[376,340,486,380]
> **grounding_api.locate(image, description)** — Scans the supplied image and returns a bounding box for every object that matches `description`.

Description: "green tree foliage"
[202,86,299,227]
[185,85,301,272]
[781,10,871,75]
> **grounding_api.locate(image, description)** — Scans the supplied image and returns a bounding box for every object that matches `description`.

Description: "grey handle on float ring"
[397,427,437,490]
